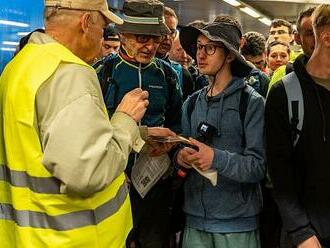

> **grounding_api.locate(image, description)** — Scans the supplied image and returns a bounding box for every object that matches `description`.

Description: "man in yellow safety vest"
[0,0,174,247]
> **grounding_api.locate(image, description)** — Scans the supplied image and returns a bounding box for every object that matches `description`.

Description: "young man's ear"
[226,52,236,63]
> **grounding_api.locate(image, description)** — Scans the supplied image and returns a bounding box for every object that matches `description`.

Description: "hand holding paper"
[146,127,176,156]
[177,137,218,186]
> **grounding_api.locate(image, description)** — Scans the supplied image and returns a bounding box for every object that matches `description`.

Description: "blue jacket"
[95,53,182,133]
[181,77,265,233]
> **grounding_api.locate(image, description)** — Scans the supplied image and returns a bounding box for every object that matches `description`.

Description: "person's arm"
[266,83,316,245]
[38,64,146,197]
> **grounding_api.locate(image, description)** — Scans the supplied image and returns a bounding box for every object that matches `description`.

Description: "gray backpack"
[282,71,304,146]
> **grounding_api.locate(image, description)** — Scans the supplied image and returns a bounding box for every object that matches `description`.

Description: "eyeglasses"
[270,30,289,35]
[196,43,225,56]
[134,34,165,44]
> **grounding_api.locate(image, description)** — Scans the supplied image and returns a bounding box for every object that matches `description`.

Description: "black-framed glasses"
[196,43,225,56]
[134,34,165,44]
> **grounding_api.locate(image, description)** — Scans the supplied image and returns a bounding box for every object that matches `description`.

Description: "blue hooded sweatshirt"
[181,76,265,233]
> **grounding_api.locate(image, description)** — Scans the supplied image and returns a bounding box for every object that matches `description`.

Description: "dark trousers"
[127,178,172,248]
[259,186,281,248]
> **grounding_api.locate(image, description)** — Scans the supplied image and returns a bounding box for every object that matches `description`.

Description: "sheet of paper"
[191,165,218,186]
[131,153,171,198]
[147,135,190,144]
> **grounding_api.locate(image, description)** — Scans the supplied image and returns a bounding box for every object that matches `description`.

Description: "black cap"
[103,25,120,41]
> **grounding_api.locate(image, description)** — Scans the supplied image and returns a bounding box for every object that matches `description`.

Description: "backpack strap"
[239,86,250,148]
[282,71,304,146]
[187,92,200,124]
[94,56,118,116]
[157,60,178,105]
[285,62,294,75]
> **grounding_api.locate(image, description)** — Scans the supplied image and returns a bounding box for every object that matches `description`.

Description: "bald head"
[44,7,107,64]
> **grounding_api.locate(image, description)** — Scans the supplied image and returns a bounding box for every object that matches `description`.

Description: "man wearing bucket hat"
[175,20,265,248]
[0,0,176,246]
[95,0,182,247]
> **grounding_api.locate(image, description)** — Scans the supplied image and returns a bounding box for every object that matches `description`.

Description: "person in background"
[241,31,267,73]
[169,35,191,69]
[266,40,290,77]
[156,6,195,101]
[266,4,330,247]
[267,7,315,93]
[268,19,300,61]
[101,24,120,56]
[0,0,173,247]
[14,28,45,56]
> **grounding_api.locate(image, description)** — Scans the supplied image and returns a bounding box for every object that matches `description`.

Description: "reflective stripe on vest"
[0,164,61,194]
[0,180,128,230]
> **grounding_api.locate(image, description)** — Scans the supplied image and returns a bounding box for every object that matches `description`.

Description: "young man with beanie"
[175,20,265,248]
[266,4,330,247]
[95,1,182,247]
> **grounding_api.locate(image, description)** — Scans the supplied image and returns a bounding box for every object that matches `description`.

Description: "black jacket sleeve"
[265,82,315,245]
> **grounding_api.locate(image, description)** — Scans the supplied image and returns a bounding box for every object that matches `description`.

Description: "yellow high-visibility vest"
[0,42,132,247]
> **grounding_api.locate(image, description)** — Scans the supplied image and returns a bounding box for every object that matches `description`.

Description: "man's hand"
[116,88,149,122]
[184,138,214,171]
[297,236,321,248]
[177,146,197,168]
[147,127,176,156]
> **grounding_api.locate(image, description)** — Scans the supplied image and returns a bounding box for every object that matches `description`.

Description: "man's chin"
[137,55,153,64]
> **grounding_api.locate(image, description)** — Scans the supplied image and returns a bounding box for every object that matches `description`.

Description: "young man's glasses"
[134,34,165,44]
[196,43,225,56]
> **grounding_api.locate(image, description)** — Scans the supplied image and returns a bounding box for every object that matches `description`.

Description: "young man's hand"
[147,127,176,156]
[178,138,214,171]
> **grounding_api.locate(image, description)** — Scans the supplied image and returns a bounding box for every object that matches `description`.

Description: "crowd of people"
[0,0,330,248]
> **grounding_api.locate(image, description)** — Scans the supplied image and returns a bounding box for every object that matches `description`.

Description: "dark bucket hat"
[180,22,253,77]
[115,0,170,36]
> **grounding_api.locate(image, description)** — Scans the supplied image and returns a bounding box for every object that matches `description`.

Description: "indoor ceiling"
[244,0,319,23]
[161,0,322,36]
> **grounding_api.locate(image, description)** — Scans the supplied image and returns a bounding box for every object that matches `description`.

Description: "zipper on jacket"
[138,63,142,126]
[134,63,143,165]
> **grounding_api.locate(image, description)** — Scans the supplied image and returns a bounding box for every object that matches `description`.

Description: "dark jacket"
[266,54,330,245]
[245,68,269,98]
[95,52,182,133]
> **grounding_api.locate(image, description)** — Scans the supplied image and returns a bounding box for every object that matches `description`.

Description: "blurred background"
[0,0,322,72]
